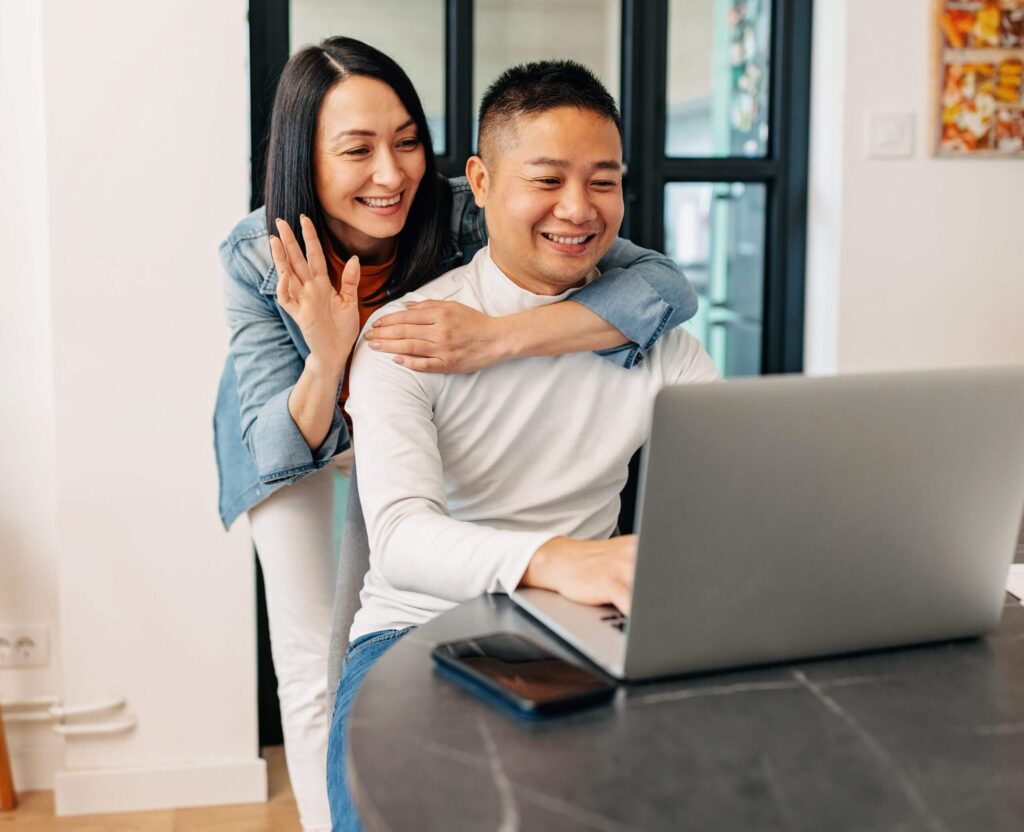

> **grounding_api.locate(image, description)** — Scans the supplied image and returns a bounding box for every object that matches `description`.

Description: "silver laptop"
[511,367,1024,681]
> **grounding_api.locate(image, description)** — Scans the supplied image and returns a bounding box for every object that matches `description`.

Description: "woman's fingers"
[274,218,310,285]
[367,337,440,358]
[370,299,445,321]
[270,235,296,310]
[268,232,292,285]
[390,355,446,372]
[339,255,361,300]
[366,324,438,344]
[299,215,328,282]
[371,307,442,329]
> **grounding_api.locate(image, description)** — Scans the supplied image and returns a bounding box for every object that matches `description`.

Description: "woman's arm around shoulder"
[365,179,700,372]
[577,237,701,367]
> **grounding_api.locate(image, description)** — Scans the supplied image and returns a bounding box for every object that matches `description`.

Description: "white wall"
[0,0,265,814]
[806,0,1024,374]
[0,0,62,791]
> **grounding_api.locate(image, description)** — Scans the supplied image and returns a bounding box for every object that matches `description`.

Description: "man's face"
[467,106,624,295]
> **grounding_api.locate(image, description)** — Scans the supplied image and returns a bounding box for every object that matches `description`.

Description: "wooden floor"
[0,746,300,831]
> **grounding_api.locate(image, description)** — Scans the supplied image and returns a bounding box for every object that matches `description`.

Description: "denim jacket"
[215,177,698,528]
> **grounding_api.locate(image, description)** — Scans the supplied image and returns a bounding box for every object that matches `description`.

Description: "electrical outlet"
[0,625,49,668]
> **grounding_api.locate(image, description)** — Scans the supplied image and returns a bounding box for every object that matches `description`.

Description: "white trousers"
[249,465,338,832]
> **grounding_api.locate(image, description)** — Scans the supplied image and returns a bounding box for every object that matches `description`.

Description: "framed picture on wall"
[935,0,1024,155]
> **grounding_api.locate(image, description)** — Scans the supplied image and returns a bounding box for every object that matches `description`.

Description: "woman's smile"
[355,191,405,214]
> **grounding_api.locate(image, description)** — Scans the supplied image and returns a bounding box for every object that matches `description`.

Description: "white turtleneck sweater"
[346,247,719,641]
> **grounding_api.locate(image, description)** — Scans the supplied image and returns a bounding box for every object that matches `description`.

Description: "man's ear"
[465,155,489,209]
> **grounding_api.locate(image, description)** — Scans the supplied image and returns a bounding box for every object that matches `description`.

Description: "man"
[327,61,718,829]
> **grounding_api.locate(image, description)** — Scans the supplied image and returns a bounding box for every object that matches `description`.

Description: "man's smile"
[539,230,600,254]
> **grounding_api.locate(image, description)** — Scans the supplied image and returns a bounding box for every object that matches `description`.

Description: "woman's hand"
[271,216,361,373]
[364,300,510,373]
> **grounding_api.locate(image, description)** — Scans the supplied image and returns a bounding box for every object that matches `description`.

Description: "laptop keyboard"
[601,611,629,633]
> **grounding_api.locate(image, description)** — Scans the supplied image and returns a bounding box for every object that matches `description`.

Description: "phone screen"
[433,633,615,714]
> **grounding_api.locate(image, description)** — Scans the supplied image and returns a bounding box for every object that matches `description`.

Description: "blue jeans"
[327,628,411,832]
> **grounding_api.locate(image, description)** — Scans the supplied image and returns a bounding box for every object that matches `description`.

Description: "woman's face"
[314,75,427,262]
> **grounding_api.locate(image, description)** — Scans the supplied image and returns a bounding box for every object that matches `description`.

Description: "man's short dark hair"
[477,60,622,161]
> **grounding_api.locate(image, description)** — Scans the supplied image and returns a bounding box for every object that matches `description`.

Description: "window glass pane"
[666,0,771,158]
[665,182,765,377]
[289,1,446,153]
[474,0,621,148]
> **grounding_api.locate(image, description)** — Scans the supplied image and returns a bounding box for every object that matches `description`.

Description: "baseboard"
[11,744,64,791]
[54,756,267,816]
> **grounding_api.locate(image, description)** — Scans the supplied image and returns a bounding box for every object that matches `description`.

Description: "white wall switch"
[866,112,915,159]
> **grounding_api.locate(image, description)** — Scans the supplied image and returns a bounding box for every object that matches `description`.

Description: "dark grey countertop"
[348,584,1024,832]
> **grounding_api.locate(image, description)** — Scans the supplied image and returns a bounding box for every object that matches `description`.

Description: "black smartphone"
[432,632,616,718]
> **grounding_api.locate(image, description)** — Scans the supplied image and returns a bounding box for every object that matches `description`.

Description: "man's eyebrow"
[524,157,622,171]
[330,117,416,143]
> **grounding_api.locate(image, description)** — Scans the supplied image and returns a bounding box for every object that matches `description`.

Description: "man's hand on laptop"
[520,535,638,615]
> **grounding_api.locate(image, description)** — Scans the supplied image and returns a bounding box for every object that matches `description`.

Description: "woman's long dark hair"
[264,36,450,302]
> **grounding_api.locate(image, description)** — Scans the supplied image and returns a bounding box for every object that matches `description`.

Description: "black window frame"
[248,0,812,373]
[622,0,812,375]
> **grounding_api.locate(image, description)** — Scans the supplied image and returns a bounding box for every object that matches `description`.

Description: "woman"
[215,37,698,832]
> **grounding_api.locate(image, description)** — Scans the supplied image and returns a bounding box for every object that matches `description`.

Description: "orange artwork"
[937,0,1024,155]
